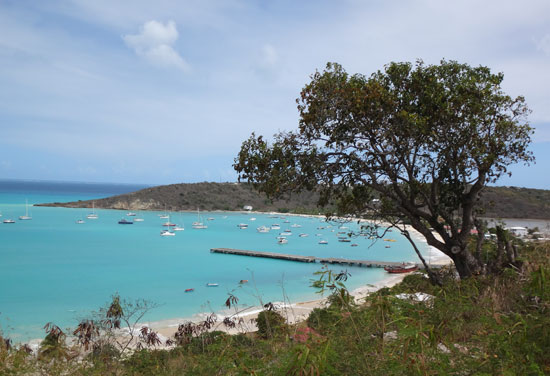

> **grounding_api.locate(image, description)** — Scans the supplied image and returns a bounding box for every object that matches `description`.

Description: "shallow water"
[0,180,427,342]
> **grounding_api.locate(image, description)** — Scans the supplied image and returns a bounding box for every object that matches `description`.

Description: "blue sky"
[1,0,549,188]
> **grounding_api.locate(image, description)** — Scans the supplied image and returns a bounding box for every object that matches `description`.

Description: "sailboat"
[162,214,176,227]
[173,212,184,231]
[159,205,169,219]
[192,208,207,229]
[160,229,175,236]
[19,199,32,220]
[87,201,98,219]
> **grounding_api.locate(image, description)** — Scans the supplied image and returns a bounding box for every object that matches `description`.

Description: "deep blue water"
[0,179,425,342]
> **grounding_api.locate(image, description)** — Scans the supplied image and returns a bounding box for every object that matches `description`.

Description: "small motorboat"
[118,218,133,224]
[3,219,15,224]
[257,226,270,233]
[185,288,194,293]
[126,212,136,216]
[351,243,359,247]
[133,218,144,222]
[384,263,418,274]
[318,240,328,245]
[271,224,281,230]
[75,219,85,224]
[237,223,249,229]
[277,237,288,244]
[291,224,302,228]
[206,283,219,287]
[279,231,292,236]
[299,233,309,237]
[239,279,248,284]
[160,230,175,236]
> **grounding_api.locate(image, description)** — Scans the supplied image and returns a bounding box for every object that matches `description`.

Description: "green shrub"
[306,307,341,333]
[255,310,286,338]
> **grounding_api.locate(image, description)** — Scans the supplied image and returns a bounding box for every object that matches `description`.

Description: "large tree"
[234,60,534,279]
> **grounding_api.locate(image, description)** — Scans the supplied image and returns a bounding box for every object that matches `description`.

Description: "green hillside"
[36,182,322,214]
[36,183,550,219]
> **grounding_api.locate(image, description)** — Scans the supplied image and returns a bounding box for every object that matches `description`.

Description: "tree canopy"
[234,60,534,279]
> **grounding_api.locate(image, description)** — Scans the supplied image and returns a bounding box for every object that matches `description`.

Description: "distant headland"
[35,182,550,219]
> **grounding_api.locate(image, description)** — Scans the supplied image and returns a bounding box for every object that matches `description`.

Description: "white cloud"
[123,20,189,71]
[536,34,550,56]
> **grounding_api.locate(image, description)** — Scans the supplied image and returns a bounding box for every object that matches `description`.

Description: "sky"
[1,0,549,188]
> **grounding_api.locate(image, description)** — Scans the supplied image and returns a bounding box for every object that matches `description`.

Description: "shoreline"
[149,235,452,341]
[20,211,452,349]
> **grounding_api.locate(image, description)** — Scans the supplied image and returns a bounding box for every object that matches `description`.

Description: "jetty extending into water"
[210,248,415,269]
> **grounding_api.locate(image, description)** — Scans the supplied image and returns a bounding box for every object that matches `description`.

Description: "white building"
[507,226,528,237]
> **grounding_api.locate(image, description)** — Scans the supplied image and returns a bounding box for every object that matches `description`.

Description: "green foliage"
[38,323,70,361]
[306,307,341,333]
[255,310,287,339]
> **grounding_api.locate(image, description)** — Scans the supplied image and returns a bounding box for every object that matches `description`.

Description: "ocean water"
[0,180,428,342]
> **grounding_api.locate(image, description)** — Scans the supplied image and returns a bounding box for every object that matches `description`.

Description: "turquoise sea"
[0,180,426,342]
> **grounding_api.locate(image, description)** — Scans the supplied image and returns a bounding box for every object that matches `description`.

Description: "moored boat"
[118,218,133,224]
[185,288,194,292]
[384,263,418,274]
[206,283,219,287]
[192,208,208,229]
[87,201,98,219]
[3,219,15,224]
[19,199,32,220]
[160,229,175,236]
[257,226,270,233]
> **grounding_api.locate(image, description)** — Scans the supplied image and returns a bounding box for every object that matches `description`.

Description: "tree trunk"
[402,230,443,286]
[449,246,483,279]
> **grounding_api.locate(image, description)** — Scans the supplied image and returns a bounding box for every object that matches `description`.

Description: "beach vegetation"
[1,242,550,373]
[234,60,534,280]
[255,304,287,339]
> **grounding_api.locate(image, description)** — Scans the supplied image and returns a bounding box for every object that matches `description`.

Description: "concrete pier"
[210,248,414,268]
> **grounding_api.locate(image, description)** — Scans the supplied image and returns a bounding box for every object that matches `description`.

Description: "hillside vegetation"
[37,183,550,219]
[36,182,322,214]
[2,241,550,375]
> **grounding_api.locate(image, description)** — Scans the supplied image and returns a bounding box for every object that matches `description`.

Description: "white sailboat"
[192,208,207,229]
[173,212,184,231]
[87,201,98,219]
[160,229,175,236]
[19,199,32,220]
